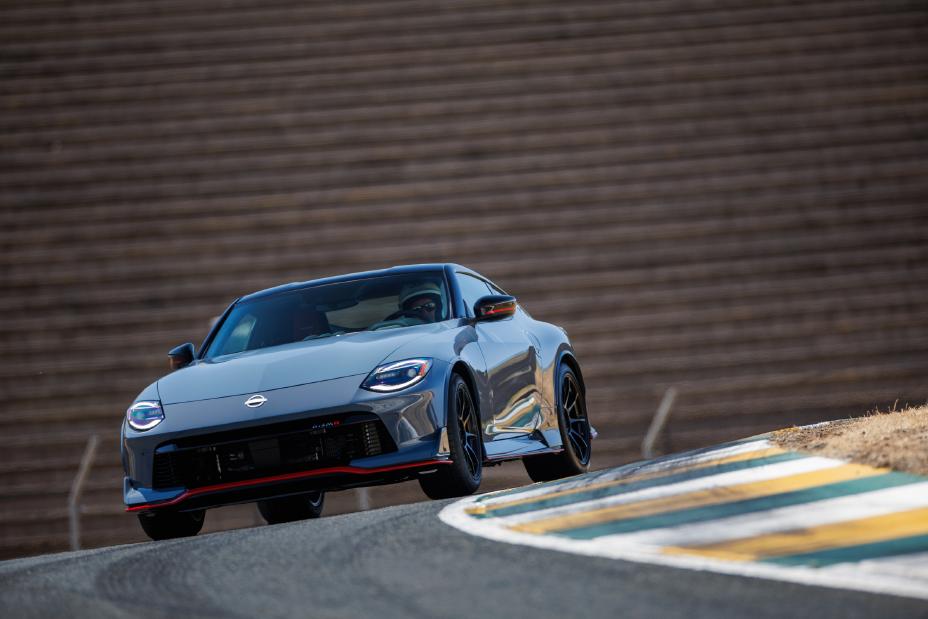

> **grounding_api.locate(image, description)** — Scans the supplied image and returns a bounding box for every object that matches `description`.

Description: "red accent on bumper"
[125,459,451,512]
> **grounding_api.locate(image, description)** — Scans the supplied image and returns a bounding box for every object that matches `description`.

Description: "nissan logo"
[245,394,267,408]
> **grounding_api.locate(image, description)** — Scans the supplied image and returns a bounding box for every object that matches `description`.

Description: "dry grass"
[771,404,928,476]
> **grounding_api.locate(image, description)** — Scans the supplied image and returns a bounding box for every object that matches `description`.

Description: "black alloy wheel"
[419,373,483,499]
[457,379,482,479]
[258,490,325,525]
[561,371,592,466]
[137,509,205,541]
[523,364,592,482]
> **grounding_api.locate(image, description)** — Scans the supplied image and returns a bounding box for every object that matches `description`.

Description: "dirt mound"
[772,405,928,476]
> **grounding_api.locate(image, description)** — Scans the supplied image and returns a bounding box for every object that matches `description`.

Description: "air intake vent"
[362,422,383,456]
[151,414,395,490]
[152,452,177,489]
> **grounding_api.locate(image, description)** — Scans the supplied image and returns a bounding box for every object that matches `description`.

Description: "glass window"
[457,273,492,316]
[487,280,507,296]
[218,314,257,355]
[205,272,450,358]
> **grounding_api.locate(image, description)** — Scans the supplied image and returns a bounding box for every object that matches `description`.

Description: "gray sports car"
[122,264,593,540]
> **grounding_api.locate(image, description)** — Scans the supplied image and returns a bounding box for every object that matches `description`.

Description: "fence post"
[68,434,99,551]
[357,487,371,511]
[641,387,677,459]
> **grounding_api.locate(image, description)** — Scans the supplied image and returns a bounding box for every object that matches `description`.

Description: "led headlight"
[126,401,164,431]
[361,358,432,392]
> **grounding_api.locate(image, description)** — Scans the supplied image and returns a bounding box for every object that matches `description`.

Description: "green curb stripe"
[552,472,922,539]
[475,452,804,519]
[764,533,928,567]
[473,439,766,504]
[475,439,770,504]
[475,465,627,504]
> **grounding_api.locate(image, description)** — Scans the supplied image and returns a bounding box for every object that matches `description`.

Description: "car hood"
[157,324,442,405]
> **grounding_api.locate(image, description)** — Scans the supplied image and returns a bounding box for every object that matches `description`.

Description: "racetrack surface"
[1,500,925,619]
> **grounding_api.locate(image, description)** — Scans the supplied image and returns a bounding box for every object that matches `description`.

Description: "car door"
[456,272,544,455]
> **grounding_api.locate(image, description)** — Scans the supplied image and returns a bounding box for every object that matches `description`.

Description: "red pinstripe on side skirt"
[125,459,452,512]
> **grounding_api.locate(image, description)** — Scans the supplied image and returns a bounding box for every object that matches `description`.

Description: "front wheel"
[258,490,325,525]
[137,509,205,541]
[524,364,592,482]
[419,373,482,499]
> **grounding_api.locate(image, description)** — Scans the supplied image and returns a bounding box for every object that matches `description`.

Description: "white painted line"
[843,551,928,582]
[603,482,928,547]
[494,456,845,527]
[475,440,772,507]
[440,494,928,601]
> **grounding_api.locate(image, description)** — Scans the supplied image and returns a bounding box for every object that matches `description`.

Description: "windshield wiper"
[302,331,343,341]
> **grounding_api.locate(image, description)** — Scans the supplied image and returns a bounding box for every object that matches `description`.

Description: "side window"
[456,273,492,317]
[219,314,257,355]
[487,281,507,296]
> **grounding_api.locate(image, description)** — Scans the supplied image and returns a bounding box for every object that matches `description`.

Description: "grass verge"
[771,404,928,476]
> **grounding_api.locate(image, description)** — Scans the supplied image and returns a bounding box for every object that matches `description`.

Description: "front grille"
[152,414,395,490]
[152,453,178,489]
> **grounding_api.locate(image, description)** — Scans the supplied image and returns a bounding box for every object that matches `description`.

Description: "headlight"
[126,401,164,431]
[361,358,432,392]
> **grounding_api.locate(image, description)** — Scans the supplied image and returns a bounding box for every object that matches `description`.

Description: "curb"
[440,436,928,601]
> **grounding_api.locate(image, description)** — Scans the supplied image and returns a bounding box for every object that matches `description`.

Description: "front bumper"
[123,367,452,512]
[125,456,451,513]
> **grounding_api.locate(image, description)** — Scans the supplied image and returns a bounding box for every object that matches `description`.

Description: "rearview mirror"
[473,295,517,321]
[168,342,195,370]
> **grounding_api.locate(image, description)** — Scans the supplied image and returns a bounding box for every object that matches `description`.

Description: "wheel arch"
[557,350,586,395]
[449,360,480,416]
[448,360,485,458]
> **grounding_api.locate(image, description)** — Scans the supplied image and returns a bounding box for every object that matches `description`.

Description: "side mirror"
[168,342,196,370]
[473,295,517,321]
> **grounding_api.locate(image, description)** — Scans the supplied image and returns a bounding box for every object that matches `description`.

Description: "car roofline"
[238,263,465,303]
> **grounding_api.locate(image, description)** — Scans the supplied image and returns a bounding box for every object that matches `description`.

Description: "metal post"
[357,487,371,511]
[68,434,99,551]
[642,387,677,459]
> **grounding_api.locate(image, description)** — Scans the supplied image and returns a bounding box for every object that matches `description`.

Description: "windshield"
[204,272,450,358]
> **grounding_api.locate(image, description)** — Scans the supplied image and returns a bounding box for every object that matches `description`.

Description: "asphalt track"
[1,500,926,619]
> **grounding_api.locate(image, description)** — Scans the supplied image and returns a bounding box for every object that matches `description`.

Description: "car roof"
[239,263,473,303]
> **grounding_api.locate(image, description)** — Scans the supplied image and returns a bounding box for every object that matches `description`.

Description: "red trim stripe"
[125,459,451,512]
[482,304,515,316]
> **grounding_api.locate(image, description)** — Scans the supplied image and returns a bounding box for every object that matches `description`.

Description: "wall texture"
[1,0,926,558]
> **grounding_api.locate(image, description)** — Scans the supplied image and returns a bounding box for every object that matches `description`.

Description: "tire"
[524,363,592,482]
[419,373,483,499]
[137,509,205,541]
[258,490,325,525]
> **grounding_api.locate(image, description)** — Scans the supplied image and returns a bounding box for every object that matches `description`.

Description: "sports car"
[122,264,593,540]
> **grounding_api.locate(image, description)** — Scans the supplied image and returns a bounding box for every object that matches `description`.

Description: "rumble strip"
[440,439,928,600]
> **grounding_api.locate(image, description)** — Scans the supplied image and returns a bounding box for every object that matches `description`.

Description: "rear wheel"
[524,364,592,482]
[137,509,205,541]
[419,373,482,499]
[258,490,325,525]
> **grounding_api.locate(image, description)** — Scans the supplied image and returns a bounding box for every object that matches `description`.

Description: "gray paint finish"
[159,324,444,404]
[121,264,584,511]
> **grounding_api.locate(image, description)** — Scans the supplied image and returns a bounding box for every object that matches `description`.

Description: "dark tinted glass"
[205,272,449,358]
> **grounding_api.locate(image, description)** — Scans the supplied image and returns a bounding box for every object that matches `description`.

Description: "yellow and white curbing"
[440,437,928,600]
